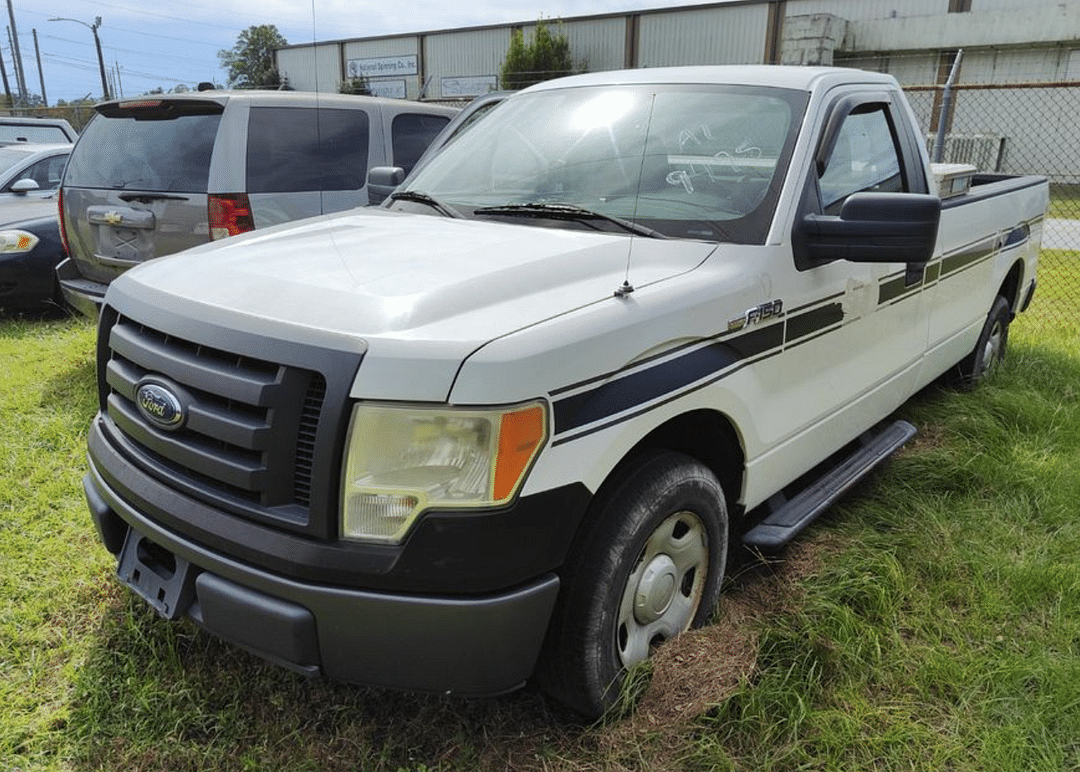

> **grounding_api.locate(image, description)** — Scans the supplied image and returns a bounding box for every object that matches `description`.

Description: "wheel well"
[999,260,1024,315]
[561,409,747,586]
[621,410,745,523]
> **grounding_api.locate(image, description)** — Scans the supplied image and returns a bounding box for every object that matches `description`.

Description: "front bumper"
[85,456,562,696]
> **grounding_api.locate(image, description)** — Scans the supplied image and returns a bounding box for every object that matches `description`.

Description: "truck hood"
[109,207,715,400]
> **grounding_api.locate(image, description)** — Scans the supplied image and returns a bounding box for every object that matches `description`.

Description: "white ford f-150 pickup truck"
[83,66,1047,718]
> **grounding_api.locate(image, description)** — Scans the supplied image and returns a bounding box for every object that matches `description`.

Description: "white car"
[0,143,70,200]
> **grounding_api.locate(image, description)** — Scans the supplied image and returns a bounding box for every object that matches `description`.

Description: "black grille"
[294,377,326,507]
[102,313,328,527]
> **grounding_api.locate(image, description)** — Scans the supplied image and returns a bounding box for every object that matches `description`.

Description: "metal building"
[275,1,1080,180]
[276,1,1080,96]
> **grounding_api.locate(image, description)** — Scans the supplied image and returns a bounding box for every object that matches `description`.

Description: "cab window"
[818,104,905,214]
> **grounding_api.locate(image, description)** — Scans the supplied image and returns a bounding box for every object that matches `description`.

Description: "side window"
[391,113,450,176]
[3,154,68,191]
[37,155,68,189]
[818,104,905,214]
[247,107,370,193]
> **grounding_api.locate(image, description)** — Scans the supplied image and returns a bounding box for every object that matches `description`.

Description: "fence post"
[932,48,964,164]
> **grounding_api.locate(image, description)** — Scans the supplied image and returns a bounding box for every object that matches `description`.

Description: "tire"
[954,295,1010,390]
[537,450,729,719]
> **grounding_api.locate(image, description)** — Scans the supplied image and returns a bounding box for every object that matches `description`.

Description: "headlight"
[340,401,547,543]
[0,230,39,254]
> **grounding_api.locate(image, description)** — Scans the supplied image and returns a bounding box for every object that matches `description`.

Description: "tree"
[339,76,373,96]
[218,25,287,89]
[500,19,581,90]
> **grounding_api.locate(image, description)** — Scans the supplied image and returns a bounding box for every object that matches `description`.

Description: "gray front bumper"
[85,459,561,696]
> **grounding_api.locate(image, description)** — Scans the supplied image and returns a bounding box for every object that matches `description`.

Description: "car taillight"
[57,188,70,257]
[208,193,255,240]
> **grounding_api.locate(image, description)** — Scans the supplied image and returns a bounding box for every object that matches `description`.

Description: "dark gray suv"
[57,90,456,317]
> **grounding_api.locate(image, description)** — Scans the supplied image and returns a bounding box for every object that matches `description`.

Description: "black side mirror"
[799,192,940,266]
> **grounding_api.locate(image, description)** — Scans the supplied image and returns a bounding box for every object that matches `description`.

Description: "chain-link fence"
[898,79,1080,328]
[836,45,1080,328]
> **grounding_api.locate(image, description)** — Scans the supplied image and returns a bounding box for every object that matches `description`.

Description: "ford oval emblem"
[135,382,185,430]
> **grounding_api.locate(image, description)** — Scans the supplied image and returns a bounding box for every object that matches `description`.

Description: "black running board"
[742,420,917,549]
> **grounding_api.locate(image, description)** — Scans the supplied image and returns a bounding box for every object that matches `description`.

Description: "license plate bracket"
[117,530,196,621]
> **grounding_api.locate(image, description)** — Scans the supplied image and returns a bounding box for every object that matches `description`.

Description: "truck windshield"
[396,83,807,243]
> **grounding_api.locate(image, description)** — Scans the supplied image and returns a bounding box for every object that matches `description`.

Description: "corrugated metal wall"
[960,48,1074,85]
[786,0,947,20]
[637,4,770,66]
[278,44,341,92]
[342,36,423,99]
[423,27,510,99]
[559,17,628,73]
[836,52,939,86]
[969,0,1061,11]
[274,1,1080,98]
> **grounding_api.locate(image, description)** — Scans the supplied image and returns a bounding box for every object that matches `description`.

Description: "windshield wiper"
[388,190,462,219]
[473,202,666,239]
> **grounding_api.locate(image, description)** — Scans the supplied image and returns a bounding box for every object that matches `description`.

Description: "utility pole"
[5,0,27,103]
[32,28,45,107]
[48,16,111,101]
[6,26,22,104]
[91,17,109,100]
[0,44,11,108]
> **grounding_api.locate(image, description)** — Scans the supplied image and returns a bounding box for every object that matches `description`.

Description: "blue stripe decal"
[549,214,1031,441]
[553,322,783,436]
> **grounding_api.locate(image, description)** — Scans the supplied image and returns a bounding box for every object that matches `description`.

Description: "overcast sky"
[12,0,729,105]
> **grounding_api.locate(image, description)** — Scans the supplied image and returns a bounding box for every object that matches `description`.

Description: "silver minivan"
[57,90,457,317]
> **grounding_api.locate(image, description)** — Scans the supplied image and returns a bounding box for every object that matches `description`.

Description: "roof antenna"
[615,92,656,299]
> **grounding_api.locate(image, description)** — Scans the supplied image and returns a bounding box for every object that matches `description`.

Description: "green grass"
[1,293,1079,771]
[1048,184,1080,219]
[1028,249,1080,329]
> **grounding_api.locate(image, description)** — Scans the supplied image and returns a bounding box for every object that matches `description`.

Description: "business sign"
[441,75,498,97]
[347,55,418,79]
[367,79,408,100]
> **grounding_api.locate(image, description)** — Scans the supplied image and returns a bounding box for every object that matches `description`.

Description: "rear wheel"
[537,451,728,719]
[955,295,1010,390]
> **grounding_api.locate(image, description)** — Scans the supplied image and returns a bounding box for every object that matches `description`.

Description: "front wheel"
[537,451,729,719]
[954,295,1011,390]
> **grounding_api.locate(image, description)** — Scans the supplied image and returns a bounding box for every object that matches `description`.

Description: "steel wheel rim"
[981,318,1005,377]
[615,510,709,668]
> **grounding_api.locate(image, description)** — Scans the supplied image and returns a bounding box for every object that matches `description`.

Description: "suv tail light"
[57,188,70,257]
[208,193,255,240]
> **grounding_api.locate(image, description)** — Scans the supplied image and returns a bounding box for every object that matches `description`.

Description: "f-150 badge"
[728,299,783,332]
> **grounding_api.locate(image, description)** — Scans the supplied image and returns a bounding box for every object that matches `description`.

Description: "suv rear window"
[62,104,221,193]
[64,102,222,193]
[246,107,370,193]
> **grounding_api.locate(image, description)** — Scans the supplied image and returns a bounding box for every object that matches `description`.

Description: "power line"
[36,31,217,67]
[29,0,260,34]
[41,52,203,84]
